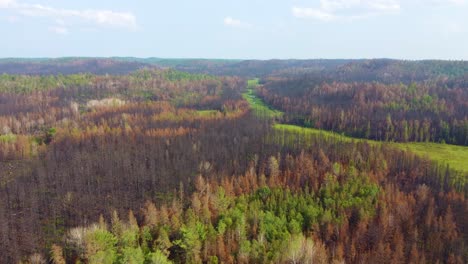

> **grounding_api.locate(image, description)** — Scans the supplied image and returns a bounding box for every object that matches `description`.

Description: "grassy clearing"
[274,124,365,144]
[242,79,283,119]
[196,110,220,117]
[274,124,468,174]
[392,142,468,173]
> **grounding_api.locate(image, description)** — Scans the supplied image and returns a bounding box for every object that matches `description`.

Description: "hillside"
[0,62,466,264]
[3,58,466,80]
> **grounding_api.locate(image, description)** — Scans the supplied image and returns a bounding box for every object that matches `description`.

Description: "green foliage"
[45,128,57,144]
[0,73,94,93]
[319,174,379,221]
[120,228,139,248]
[121,247,145,264]
[154,227,172,256]
[173,220,207,263]
[65,172,379,263]
[147,250,172,264]
[207,256,219,264]
[164,69,215,82]
[259,211,290,242]
[85,228,118,264]
[0,133,17,143]
[255,187,271,201]
[132,69,215,82]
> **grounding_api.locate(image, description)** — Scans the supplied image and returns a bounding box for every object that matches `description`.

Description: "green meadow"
[392,142,468,174]
[242,79,283,119]
[196,109,220,117]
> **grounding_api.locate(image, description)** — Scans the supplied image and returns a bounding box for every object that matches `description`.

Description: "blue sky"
[1,0,467,59]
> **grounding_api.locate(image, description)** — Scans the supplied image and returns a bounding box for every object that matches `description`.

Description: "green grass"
[196,110,220,117]
[392,142,468,173]
[243,79,283,119]
[274,124,363,143]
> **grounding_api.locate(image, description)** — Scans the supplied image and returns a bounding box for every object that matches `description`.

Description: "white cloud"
[440,0,466,5]
[0,0,15,8]
[18,4,137,29]
[415,0,466,5]
[293,0,400,21]
[224,16,251,28]
[85,10,136,28]
[292,7,336,21]
[368,1,401,11]
[0,0,137,31]
[48,25,68,35]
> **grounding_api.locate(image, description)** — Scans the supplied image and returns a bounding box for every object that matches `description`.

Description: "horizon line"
[0,57,467,62]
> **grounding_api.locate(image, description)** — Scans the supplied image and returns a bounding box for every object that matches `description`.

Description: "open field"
[196,109,220,117]
[393,142,468,174]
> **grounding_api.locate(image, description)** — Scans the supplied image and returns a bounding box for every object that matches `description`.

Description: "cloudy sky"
[0,0,467,59]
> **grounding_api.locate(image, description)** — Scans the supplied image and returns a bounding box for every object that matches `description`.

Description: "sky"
[0,0,467,59]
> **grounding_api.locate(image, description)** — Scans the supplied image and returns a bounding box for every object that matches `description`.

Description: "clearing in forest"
[245,79,468,175]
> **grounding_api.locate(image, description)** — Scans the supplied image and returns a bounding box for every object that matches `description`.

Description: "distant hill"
[0,57,352,77]
[0,58,466,82]
[333,59,468,83]
[0,58,155,75]
[111,57,353,77]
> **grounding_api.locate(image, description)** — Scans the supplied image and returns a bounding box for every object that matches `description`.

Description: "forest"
[258,78,467,145]
[0,59,466,264]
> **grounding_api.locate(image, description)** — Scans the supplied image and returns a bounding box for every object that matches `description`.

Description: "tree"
[143,201,159,228]
[147,250,173,264]
[267,156,279,181]
[50,244,66,264]
[85,227,118,264]
[155,227,172,256]
[283,234,316,264]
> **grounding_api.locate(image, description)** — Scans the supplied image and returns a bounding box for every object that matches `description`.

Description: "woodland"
[0,59,466,264]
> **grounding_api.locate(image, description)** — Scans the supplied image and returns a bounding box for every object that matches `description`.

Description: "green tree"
[85,228,118,264]
[121,247,145,264]
[147,250,173,264]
